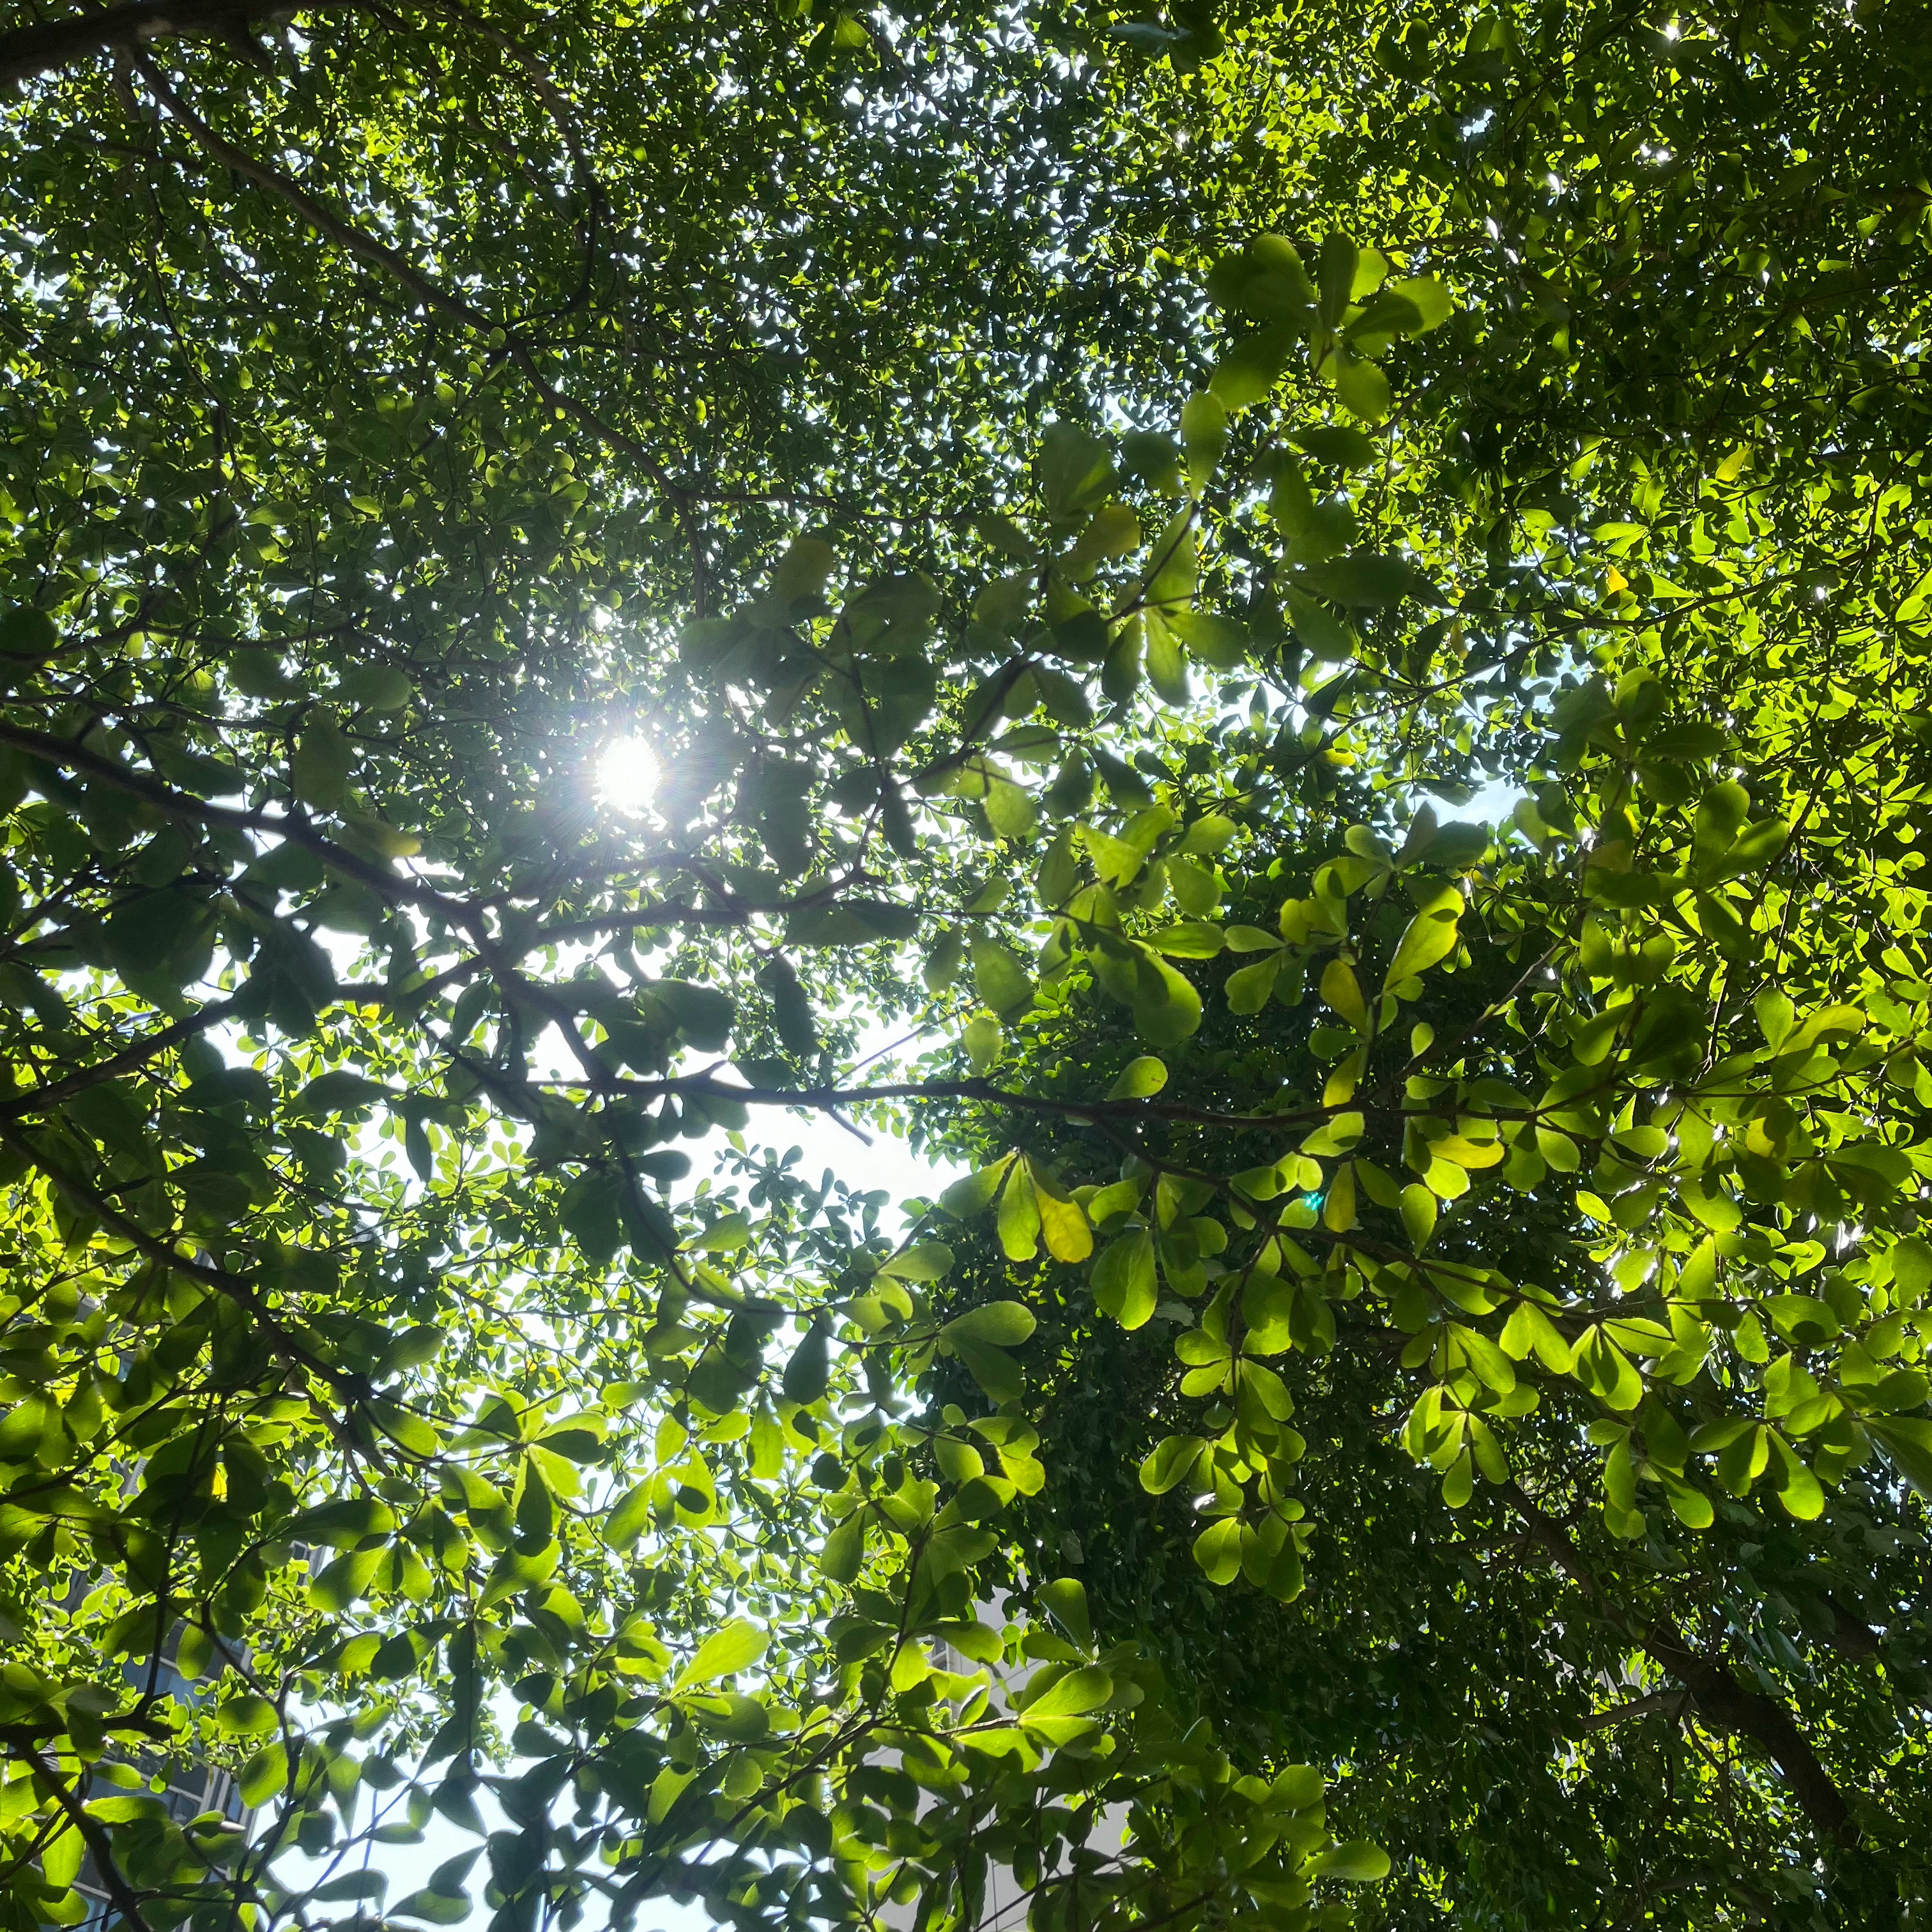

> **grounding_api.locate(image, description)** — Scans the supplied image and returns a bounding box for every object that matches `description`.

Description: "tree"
[929,812,1932,1926]
[1,1,1931,1930]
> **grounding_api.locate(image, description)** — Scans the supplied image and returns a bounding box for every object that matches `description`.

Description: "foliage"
[2,1,1932,1930]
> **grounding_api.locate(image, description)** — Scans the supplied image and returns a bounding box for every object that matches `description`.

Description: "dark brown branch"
[1576,1689,1690,1733]
[1821,1595,1884,1662]
[0,0,315,85]
[22,1750,155,1932]
[0,717,472,921]
[0,997,238,1121]
[130,57,695,528]
[1498,1483,1857,1844]
[0,1117,369,1407]
[1641,1619,1855,1844]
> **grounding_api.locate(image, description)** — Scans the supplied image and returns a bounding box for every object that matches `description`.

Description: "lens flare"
[596,736,659,816]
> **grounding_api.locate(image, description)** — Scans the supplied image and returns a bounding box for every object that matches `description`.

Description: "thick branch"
[0,0,291,85]
[132,57,690,512]
[1821,1595,1884,1662]
[1499,1483,1857,1844]
[1642,1619,1855,1843]
[1575,1689,1690,1733]
[0,997,238,1121]
[23,1751,155,1932]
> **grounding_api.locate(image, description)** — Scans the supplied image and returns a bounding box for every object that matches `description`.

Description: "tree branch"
[0,0,301,86]
[1498,1483,1859,1844]
[1640,1618,1855,1844]
[25,1751,155,1932]
[130,56,694,523]
[0,996,238,1121]
[1575,1689,1690,1733]
[0,1117,369,1407]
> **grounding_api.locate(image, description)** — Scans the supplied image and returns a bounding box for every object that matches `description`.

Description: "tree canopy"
[3,1,1932,1929]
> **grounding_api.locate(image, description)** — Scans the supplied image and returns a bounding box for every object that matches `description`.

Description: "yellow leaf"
[1029,1159,1094,1263]
[1322,1162,1358,1231]
[1381,883,1463,994]
[1319,957,1368,1032]
[1430,1135,1506,1169]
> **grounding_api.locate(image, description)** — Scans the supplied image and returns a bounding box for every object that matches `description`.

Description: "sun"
[595,735,660,816]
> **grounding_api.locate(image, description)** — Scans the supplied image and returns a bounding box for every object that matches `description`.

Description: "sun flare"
[596,735,659,816]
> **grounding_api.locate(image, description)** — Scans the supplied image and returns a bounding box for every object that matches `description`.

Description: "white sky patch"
[1446,772,1528,826]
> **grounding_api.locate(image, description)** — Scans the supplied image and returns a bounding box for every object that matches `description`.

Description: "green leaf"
[1192,1515,1244,1586]
[693,1211,753,1253]
[943,1301,1038,1348]
[0,606,58,660]
[939,1155,1016,1220]
[878,1241,955,1282]
[1332,350,1392,422]
[296,1070,386,1114]
[1130,949,1204,1045]
[963,1011,1004,1072]
[336,663,415,710]
[1038,1577,1091,1648]
[239,1744,289,1807]
[985,776,1038,841]
[1767,1435,1825,1519]
[1390,275,1452,332]
[1209,331,1289,410]
[971,937,1035,1016]
[1310,1841,1392,1882]
[1147,920,1225,958]
[1091,1229,1158,1330]
[308,1546,383,1613]
[392,1891,473,1925]
[1294,424,1379,470]
[951,1338,1024,1406]
[1226,949,1283,1013]
[1107,1054,1168,1098]
[1298,551,1439,610]
[1317,231,1359,325]
[1400,1184,1437,1252]
[1146,512,1199,604]
[781,1322,831,1404]
[1574,1326,1643,1411]
[652,979,736,1052]
[1144,611,1190,706]
[758,954,817,1055]
[1039,423,1116,523]
[1382,882,1463,992]
[1140,1434,1206,1494]
[1870,1417,1932,1499]
[604,1480,655,1550]
[215,1694,280,1736]
[1022,1663,1112,1721]
[1032,1165,1094,1263]
[770,534,836,613]
[1319,957,1368,1031]
[1180,390,1229,488]
[1208,234,1315,320]
[292,715,353,810]
[997,1163,1041,1259]
[820,1513,864,1584]
[1500,1301,1574,1374]
[676,1618,767,1688]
